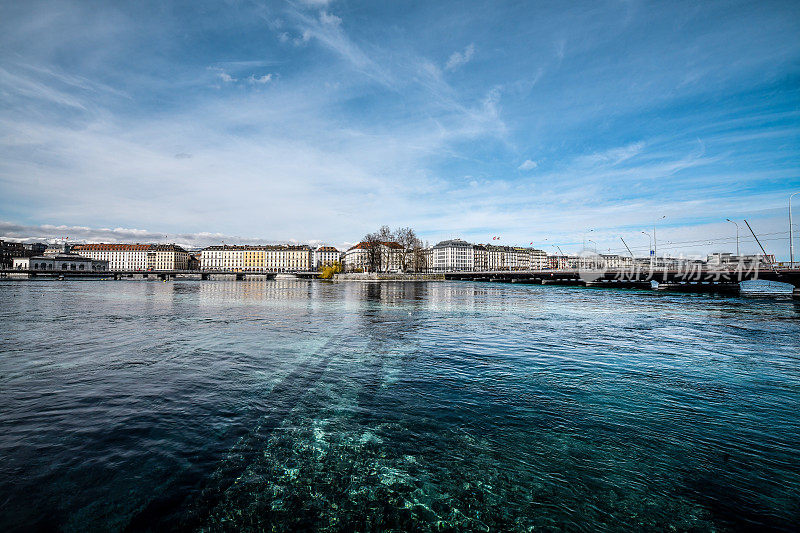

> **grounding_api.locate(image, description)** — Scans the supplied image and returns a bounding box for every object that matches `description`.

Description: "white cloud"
[319,11,342,26]
[248,74,274,84]
[445,43,475,71]
[518,159,538,170]
[210,68,237,83]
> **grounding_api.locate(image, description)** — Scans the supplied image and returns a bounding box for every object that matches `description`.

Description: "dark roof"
[433,239,471,248]
[73,243,187,253]
[202,244,311,251]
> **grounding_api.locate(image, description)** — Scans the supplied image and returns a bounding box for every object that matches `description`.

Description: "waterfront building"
[0,239,24,268]
[71,244,189,271]
[505,247,523,270]
[313,246,341,268]
[44,243,72,256]
[485,245,506,270]
[288,245,313,271]
[23,243,48,256]
[200,245,312,272]
[432,239,474,272]
[548,255,583,269]
[12,253,107,272]
[529,248,548,270]
[344,242,403,272]
[473,244,488,271]
[1,240,50,268]
[707,253,775,268]
[599,254,634,269]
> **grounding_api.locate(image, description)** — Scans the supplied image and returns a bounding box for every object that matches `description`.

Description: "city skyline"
[1,1,799,258]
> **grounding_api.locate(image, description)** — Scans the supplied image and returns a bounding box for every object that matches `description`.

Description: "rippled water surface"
[1,280,799,531]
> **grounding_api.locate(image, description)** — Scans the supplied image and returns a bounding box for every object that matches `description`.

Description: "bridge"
[443,266,800,297]
[2,266,799,297]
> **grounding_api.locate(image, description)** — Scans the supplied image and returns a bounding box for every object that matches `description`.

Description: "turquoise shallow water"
[1,280,799,531]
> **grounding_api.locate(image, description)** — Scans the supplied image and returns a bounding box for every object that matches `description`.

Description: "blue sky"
[1,0,798,257]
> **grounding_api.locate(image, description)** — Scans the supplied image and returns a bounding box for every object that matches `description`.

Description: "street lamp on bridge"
[790,192,800,269]
[653,215,666,259]
[726,219,740,257]
[642,231,653,267]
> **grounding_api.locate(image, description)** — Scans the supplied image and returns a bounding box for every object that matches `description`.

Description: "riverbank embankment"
[333,273,445,281]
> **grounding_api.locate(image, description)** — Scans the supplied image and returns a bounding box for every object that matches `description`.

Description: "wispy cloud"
[319,11,341,26]
[0,66,86,109]
[518,159,538,170]
[445,43,475,71]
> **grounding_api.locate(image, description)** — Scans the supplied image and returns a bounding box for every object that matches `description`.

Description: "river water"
[1,280,799,531]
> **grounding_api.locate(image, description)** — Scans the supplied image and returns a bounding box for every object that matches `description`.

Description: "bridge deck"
[2,267,798,289]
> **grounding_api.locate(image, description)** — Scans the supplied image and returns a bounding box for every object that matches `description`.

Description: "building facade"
[200,245,313,272]
[1,240,51,268]
[432,239,474,272]
[12,253,108,272]
[71,244,189,271]
[313,246,341,268]
[473,245,488,271]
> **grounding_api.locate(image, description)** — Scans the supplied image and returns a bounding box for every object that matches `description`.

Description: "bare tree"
[395,227,417,272]
[375,226,395,272]
[363,232,382,272]
[377,225,394,242]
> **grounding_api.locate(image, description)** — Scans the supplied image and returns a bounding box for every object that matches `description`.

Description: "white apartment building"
[473,245,488,271]
[71,244,188,271]
[200,245,313,272]
[313,246,341,268]
[432,239,474,272]
[599,254,635,269]
[707,253,775,267]
[486,245,506,270]
[529,248,548,269]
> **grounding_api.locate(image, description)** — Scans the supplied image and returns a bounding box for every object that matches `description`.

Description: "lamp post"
[791,192,800,268]
[653,215,666,259]
[588,239,598,253]
[726,219,740,257]
[642,231,653,267]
